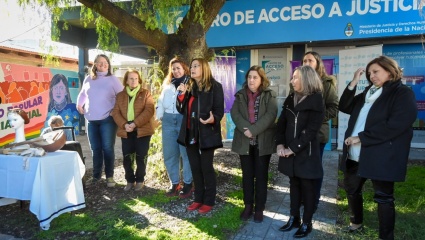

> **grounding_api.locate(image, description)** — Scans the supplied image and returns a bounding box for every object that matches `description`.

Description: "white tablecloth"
[0,150,86,230]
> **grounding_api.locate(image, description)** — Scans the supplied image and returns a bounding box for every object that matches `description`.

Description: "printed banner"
[337,45,383,150]
[0,63,79,147]
[383,43,425,148]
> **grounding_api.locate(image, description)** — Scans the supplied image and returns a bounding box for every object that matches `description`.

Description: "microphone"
[177,76,189,96]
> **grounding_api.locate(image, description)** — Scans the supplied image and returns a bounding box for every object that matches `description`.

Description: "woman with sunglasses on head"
[156,57,193,198]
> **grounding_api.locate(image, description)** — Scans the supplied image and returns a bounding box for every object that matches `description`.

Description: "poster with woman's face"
[45,73,79,135]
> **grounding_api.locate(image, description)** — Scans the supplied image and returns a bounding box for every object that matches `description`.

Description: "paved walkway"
[232,150,339,240]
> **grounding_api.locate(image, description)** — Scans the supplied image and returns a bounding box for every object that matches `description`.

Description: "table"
[0,150,86,230]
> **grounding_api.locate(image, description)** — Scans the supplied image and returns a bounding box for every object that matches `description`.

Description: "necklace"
[54,98,67,111]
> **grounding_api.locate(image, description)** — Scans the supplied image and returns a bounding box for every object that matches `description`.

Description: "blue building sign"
[206,0,423,47]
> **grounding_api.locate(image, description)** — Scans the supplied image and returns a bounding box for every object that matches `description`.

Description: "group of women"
[76,52,417,239]
[231,53,416,240]
[77,54,224,214]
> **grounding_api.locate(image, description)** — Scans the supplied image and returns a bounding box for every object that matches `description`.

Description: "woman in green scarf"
[112,69,155,191]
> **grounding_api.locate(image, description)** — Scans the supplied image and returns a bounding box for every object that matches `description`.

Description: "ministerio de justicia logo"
[345,23,354,37]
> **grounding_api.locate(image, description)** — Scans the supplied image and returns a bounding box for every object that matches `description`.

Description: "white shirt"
[156,83,179,120]
[348,86,382,161]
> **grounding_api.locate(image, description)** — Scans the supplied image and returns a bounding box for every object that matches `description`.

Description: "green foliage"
[337,165,425,239]
[145,63,168,183]
[96,17,120,52]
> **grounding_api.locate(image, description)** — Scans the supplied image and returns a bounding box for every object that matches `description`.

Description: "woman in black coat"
[276,65,324,238]
[176,58,224,215]
[339,56,417,240]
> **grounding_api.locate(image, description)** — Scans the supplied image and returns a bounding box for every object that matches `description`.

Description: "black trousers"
[240,145,271,212]
[289,176,316,224]
[186,143,216,206]
[121,133,151,184]
[344,159,395,240]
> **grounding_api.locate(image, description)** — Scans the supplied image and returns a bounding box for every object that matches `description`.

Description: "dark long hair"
[48,74,72,112]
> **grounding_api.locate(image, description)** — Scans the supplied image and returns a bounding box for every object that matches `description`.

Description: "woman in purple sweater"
[77,54,124,187]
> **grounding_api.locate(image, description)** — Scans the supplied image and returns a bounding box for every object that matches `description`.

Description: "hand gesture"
[344,136,360,146]
[199,111,214,124]
[177,83,187,93]
[277,144,285,157]
[350,68,365,87]
[243,127,253,138]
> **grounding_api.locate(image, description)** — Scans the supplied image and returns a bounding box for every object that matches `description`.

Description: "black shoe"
[253,211,263,223]
[294,223,312,238]
[178,182,193,199]
[279,216,301,232]
[165,184,181,197]
[240,204,253,221]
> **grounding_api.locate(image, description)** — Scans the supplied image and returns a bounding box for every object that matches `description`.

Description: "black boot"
[279,216,301,232]
[378,202,395,240]
[293,222,312,238]
[165,184,180,197]
[240,204,253,221]
[178,182,193,199]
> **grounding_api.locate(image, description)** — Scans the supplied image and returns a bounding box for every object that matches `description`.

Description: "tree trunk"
[157,34,214,78]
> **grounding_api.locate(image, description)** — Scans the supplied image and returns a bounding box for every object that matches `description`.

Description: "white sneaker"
[134,182,144,191]
[106,178,116,187]
[124,182,134,191]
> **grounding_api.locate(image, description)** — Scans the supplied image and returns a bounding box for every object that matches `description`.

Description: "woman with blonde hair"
[112,69,155,191]
[156,57,193,198]
[176,58,224,214]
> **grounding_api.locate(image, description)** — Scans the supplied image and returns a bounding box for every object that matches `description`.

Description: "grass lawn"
[336,164,425,239]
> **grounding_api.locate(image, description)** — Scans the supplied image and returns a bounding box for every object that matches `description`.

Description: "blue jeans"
[87,115,117,179]
[162,113,192,184]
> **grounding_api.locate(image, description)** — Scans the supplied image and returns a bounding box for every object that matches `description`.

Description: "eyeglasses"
[190,64,200,69]
[96,61,109,66]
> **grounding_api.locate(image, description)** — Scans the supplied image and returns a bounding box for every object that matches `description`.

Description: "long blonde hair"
[188,58,214,92]
[164,57,190,85]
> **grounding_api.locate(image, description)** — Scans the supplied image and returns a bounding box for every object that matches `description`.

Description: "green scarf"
[126,85,140,121]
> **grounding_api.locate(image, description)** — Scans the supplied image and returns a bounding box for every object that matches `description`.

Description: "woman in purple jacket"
[77,54,123,187]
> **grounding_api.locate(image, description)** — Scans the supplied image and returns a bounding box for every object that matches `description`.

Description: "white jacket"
[156,83,180,120]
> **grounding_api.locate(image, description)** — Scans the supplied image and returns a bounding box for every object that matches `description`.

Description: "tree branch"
[77,0,168,52]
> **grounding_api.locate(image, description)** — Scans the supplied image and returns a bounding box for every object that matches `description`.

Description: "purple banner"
[211,56,236,113]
